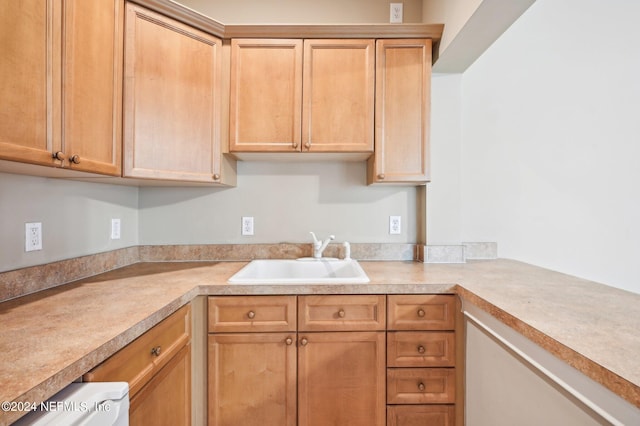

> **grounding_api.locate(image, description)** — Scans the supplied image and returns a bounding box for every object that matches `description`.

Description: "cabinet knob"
[417,345,426,354]
[70,155,80,164]
[53,151,66,162]
[213,174,220,180]
[417,308,425,317]
[151,346,162,357]
[338,309,346,318]
[285,337,293,345]
[292,142,299,149]
[300,337,308,346]
[418,382,425,392]
[304,142,311,149]
[247,310,256,319]
[377,173,385,180]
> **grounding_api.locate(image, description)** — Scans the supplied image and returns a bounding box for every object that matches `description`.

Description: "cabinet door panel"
[388,331,456,367]
[130,344,191,426]
[0,0,60,166]
[208,333,297,426]
[298,331,385,426]
[124,3,221,182]
[369,39,431,184]
[302,39,374,152]
[387,294,456,331]
[387,405,455,426]
[298,295,385,331]
[387,368,456,404]
[229,39,302,152]
[62,0,122,175]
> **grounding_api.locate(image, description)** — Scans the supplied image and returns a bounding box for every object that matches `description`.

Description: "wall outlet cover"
[111,218,121,240]
[389,216,402,235]
[25,222,43,252]
[390,3,403,24]
[242,216,254,236]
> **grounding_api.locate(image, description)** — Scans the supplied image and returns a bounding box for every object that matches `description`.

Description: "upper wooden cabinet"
[0,0,123,175]
[229,39,303,152]
[368,39,432,184]
[229,38,374,154]
[123,3,235,184]
[63,0,123,175]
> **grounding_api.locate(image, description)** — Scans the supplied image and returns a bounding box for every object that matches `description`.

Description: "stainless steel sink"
[227,259,370,284]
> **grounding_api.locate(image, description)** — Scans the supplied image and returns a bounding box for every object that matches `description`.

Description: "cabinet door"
[62,0,122,175]
[368,39,431,184]
[229,39,302,152]
[123,3,222,182]
[130,344,191,426]
[302,39,374,153]
[208,333,297,426]
[298,331,385,426]
[387,405,455,426]
[0,0,61,167]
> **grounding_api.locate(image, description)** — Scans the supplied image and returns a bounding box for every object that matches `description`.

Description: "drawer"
[83,304,191,398]
[387,368,456,404]
[387,405,455,426]
[387,331,455,367]
[387,295,456,331]
[298,295,386,331]
[208,296,296,332]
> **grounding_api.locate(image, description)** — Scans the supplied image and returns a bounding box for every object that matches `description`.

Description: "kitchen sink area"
[227,258,370,284]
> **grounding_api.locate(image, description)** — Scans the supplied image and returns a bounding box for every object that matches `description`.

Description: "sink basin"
[228,259,370,284]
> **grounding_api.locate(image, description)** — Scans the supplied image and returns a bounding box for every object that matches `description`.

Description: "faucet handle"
[310,231,319,244]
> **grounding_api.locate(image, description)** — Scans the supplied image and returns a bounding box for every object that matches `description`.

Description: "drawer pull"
[247,310,256,319]
[417,345,426,354]
[418,382,425,392]
[300,337,308,346]
[285,337,293,345]
[150,346,162,357]
[417,308,425,317]
[338,309,346,318]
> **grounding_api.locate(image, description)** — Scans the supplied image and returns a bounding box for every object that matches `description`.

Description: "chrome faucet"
[310,232,335,259]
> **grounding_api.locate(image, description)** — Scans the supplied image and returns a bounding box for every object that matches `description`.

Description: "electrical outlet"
[111,218,121,240]
[25,222,42,252]
[389,216,401,235]
[242,216,254,236]
[390,3,403,23]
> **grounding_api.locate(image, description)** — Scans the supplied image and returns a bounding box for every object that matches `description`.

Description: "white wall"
[455,0,640,294]
[0,173,138,272]
[180,0,423,24]
[139,162,417,245]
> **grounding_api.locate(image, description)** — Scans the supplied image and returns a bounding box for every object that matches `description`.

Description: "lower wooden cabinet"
[387,405,456,426]
[297,331,386,426]
[207,295,460,426]
[84,304,191,425]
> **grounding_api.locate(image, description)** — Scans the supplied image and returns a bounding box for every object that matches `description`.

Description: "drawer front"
[387,368,456,404]
[208,296,296,332]
[387,295,456,331]
[387,405,455,426]
[84,304,191,397]
[298,295,386,331]
[387,331,455,367]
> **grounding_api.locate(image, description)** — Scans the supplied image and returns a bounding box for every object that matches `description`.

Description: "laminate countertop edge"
[0,259,638,425]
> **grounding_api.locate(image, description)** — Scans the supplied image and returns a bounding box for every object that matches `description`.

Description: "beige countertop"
[1,259,639,425]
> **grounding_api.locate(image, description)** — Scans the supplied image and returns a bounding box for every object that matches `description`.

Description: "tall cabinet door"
[229,39,303,153]
[302,39,374,153]
[368,39,432,184]
[297,331,386,426]
[208,333,297,426]
[123,3,222,182]
[62,0,123,175]
[0,0,61,167]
